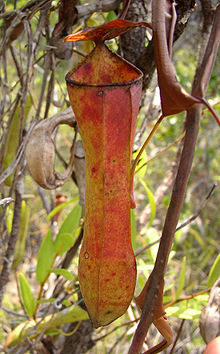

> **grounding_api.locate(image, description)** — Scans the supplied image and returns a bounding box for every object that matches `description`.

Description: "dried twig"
[169,319,185,354]
[176,184,217,231]
[0,174,23,306]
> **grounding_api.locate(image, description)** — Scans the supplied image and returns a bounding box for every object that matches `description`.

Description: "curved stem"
[135,130,185,174]
[131,115,164,187]
[195,96,220,127]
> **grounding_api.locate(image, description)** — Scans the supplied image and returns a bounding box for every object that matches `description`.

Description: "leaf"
[190,227,205,249]
[62,299,72,307]
[54,204,82,255]
[200,247,215,270]
[142,227,160,262]
[47,197,78,221]
[49,305,89,327]
[36,230,54,284]
[179,308,201,320]
[137,258,152,279]
[138,177,156,228]
[57,204,82,236]
[55,233,75,256]
[5,305,89,348]
[130,209,136,250]
[12,201,30,269]
[175,256,186,299]
[207,254,220,288]
[166,305,201,320]
[49,268,73,281]
[138,274,146,289]
[106,11,117,22]
[5,207,13,234]
[37,298,57,304]
[3,95,32,186]
[64,19,151,43]
[18,273,36,318]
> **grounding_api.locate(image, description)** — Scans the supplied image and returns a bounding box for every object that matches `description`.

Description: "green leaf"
[166,305,201,320]
[138,177,156,228]
[200,247,215,270]
[179,308,201,320]
[6,207,13,234]
[62,299,72,307]
[138,274,146,289]
[130,209,136,250]
[106,10,117,22]
[54,205,82,255]
[18,273,36,318]
[143,227,160,262]
[12,201,30,269]
[47,197,78,221]
[58,204,82,235]
[207,254,220,288]
[54,232,75,256]
[36,230,54,284]
[175,256,186,299]
[3,95,32,186]
[137,258,152,279]
[37,298,57,304]
[50,305,89,326]
[5,305,89,348]
[49,268,74,281]
[190,228,205,249]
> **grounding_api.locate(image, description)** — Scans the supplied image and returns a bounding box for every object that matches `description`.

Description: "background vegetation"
[0,0,219,353]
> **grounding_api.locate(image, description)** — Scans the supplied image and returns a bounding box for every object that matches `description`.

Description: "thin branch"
[0,307,29,319]
[119,0,131,19]
[0,174,23,306]
[165,288,210,309]
[135,130,185,175]
[76,0,121,19]
[169,319,185,354]
[44,52,56,118]
[139,133,183,227]
[0,0,52,54]
[0,198,14,206]
[135,183,217,257]
[135,239,161,258]
[107,326,130,354]
[176,183,217,231]
[94,318,139,343]
[9,45,24,86]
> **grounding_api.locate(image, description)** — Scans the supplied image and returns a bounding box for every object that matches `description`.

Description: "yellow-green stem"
[135,130,185,174]
[130,115,164,185]
[33,252,59,319]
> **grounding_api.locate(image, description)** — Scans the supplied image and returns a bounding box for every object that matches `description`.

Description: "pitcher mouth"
[65,69,143,88]
[65,43,143,88]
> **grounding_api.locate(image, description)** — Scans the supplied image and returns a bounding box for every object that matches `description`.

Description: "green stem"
[130,115,164,187]
[33,252,59,319]
[135,130,185,174]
